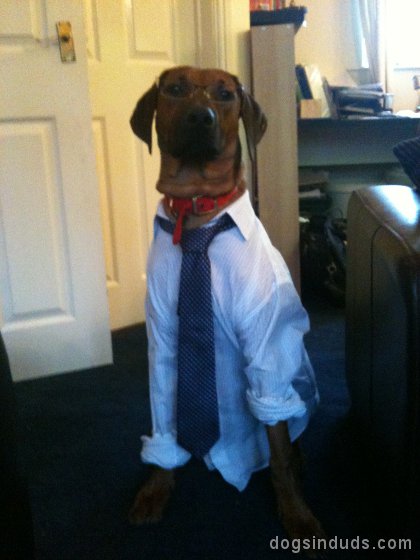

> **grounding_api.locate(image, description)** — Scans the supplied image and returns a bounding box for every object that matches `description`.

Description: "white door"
[0,0,112,381]
[86,0,198,329]
[86,0,251,329]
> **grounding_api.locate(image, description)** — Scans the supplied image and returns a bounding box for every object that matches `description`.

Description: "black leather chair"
[346,185,420,545]
[0,332,35,559]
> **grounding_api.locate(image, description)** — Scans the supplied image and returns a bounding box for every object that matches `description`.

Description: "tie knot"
[158,213,235,253]
[181,214,235,253]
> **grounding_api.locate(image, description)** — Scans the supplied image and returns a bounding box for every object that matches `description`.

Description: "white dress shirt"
[141,190,319,491]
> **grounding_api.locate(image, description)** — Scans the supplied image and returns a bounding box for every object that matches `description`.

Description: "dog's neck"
[157,148,246,230]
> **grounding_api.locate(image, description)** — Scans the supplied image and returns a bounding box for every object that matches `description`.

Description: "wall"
[295,0,418,112]
[295,0,357,87]
[388,71,418,113]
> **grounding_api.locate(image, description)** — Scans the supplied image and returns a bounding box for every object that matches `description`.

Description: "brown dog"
[129,66,325,555]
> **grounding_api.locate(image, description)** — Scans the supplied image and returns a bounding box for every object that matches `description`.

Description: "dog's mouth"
[170,133,221,162]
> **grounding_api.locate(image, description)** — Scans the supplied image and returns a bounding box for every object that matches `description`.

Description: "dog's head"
[130,66,267,165]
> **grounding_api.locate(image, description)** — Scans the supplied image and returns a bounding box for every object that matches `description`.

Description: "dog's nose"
[186,106,216,128]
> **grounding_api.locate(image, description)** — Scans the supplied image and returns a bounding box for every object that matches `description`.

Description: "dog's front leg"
[267,421,325,555]
[129,466,175,525]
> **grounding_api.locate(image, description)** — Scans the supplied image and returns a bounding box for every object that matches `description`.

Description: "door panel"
[0,120,72,319]
[0,0,112,380]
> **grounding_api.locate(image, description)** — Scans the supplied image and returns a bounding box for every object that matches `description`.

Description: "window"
[386,0,420,69]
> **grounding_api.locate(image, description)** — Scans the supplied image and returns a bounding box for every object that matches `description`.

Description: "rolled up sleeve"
[246,386,306,425]
[141,432,191,469]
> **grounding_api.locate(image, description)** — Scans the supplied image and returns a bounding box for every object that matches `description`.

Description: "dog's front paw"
[129,468,174,525]
[128,484,170,524]
[282,507,327,559]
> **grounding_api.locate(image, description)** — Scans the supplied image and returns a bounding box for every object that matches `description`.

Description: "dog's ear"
[239,89,267,163]
[130,82,158,154]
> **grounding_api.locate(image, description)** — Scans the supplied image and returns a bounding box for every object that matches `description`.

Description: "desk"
[298,117,420,216]
[299,117,420,165]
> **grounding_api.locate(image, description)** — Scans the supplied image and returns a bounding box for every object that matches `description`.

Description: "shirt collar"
[224,190,254,241]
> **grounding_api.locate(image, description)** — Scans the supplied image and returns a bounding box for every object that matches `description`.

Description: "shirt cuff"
[141,432,191,469]
[246,386,307,426]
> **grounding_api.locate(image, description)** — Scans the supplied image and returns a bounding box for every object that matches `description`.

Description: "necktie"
[157,213,235,457]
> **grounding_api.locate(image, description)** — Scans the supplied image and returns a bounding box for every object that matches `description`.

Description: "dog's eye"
[163,83,188,98]
[213,88,235,102]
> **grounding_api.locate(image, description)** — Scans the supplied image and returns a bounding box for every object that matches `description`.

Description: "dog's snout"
[168,94,224,161]
[186,106,216,128]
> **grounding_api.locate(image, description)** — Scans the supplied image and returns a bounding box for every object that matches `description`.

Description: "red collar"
[164,187,238,244]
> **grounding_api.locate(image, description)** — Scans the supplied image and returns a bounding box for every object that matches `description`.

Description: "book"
[296,64,312,99]
[296,65,331,118]
[303,65,331,118]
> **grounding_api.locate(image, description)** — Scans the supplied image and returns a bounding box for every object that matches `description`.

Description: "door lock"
[56,22,76,63]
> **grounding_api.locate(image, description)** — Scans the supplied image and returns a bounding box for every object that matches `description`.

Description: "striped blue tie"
[157,214,235,457]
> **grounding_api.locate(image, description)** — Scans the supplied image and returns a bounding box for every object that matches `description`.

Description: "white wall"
[294,0,418,112]
[295,0,357,87]
[388,71,418,113]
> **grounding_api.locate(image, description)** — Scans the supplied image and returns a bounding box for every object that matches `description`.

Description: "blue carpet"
[12,295,398,559]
